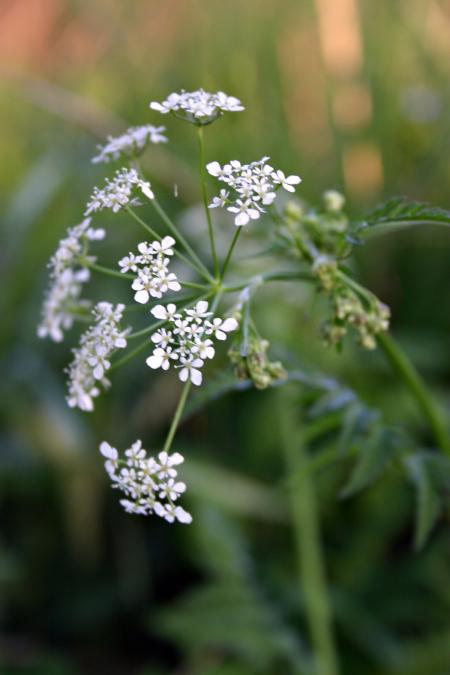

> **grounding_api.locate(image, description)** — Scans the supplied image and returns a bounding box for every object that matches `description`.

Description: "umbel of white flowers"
[118,236,181,304]
[150,89,244,125]
[37,217,105,342]
[84,167,154,215]
[207,157,301,226]
[66,302,129,412]
[147,300,238,385]
[92,124,168,164]
[100,440,192,523]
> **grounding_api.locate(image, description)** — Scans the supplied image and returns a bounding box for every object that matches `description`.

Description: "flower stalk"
[278,391,339,675]
[377,332,450,455]
[197,125,219,278]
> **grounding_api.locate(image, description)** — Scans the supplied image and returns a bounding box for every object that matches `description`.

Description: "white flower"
[100,441,118,461]
[100,441,192,524]
[146,346,178,370]
[146,301,238,386]
[84,168,153,215]
[118,253,140,273]
[66,302,129,411]
[38,217,105,342]
[207,317,239,340]
[123,238,181,304]
[209,189,229,208]
[151,303,179,321]
[207,157,302,226]
[151,236,176,255]
[150,89,244,125]
[228,199,260,226]
[271,170,302,193]
[92,125,168,163]
[178,357,204,385]
[154,503,193,524]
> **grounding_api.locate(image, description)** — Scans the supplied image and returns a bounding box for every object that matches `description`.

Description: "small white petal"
[175,506,193,524]
[100,441,118,460]
[146,354,163,369]
[190,368,203,386]
[134,290,149,304]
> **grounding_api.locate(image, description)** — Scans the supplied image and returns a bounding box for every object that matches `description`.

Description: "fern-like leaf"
[351,196,450,240]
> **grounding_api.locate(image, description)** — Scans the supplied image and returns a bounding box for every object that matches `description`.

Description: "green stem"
[279,393,339,675]
[222,270,314,293]
[150,198,213,281]
[86,262,133,280]
[126,206,211,281]
[197,125,219,278]
[220,227,242,281]
[109,337,150,372]
[377,332,450,455]
[162,380,192,454]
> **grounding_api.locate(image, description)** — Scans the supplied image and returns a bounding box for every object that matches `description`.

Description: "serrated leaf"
[407,453,443,550]
[340,429,396,498]
[351,197,450,239]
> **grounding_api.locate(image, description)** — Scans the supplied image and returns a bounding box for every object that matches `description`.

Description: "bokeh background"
[0,1,449,674]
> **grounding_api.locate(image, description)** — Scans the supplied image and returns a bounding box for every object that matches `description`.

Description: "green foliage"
[153,507,306,674]
[351,196,450,240]
[406,452,450,550]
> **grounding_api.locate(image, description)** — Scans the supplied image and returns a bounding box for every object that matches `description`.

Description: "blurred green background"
[0,1,449,673]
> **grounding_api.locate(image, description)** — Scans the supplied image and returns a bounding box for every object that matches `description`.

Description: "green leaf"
[351,197,450,239]
[340,429,397,498]
[406,453,443,550]
[182,458,287,522]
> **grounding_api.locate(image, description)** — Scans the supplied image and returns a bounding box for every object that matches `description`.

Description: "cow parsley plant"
[38,88,394,525]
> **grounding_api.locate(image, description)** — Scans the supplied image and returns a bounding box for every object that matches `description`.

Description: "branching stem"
[377,332,450,455]
[161,380,192,455]
[197,126,219,278]
[278,392,339,675]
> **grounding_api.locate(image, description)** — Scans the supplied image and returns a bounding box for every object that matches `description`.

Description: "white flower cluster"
[38,217,105,342]
[100,440,192,524]
[66,302,129,412]
[92,124,167,164]
[118,236,181,304]
[85,168,154,215]
[147,301,238,385]
[207,157,301,226]
[150,89,244,125]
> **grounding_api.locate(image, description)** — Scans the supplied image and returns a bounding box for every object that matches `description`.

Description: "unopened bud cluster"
[313,259,390,350]
[228,335,287,390]
[281,190,348,259]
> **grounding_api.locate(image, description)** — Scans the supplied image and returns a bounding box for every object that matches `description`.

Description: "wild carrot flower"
[207,157,301,226]
[84,168,154,215]
[119,236,181,304]
[92,125,168,163]
[38,217,105,342]
[66,302,129,411]
[150,89,244,125]
[100,440,192,523]
[146,301,238,385]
